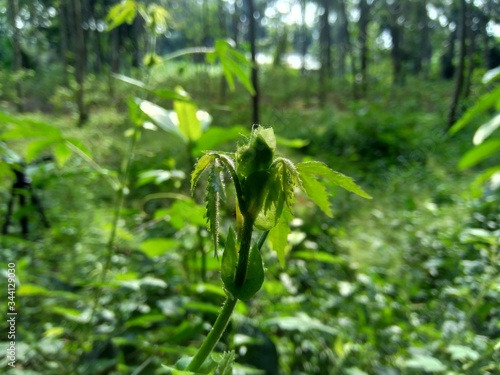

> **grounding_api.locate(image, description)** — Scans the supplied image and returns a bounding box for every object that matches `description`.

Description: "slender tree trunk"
[338,0,357,98]
[388,0,404,85]
[358,0,370,94]
[463,8,476,100]
[300,0,307,74]
[8,0,23,111]
[59,0,69,85]
[448,0,467,128]
[232,0,240,45]
[218,0,227,102]
[319,0,331,106]
[73,0,88,125]
[245,0,259,124]
[420,0,432,78]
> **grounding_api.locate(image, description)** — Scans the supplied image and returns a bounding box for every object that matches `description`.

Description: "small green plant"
[169,125,371,373]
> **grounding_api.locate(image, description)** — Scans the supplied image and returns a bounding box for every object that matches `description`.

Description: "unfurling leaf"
[296,161,372,199]
[214,351,235,375]
[268,217,291,267]
[206,162,225,256]
[191,153,216,192]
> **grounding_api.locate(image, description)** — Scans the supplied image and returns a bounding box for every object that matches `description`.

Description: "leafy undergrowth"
[1,69,499,374]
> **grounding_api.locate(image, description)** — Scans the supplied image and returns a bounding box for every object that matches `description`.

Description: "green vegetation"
[1,0,500,374]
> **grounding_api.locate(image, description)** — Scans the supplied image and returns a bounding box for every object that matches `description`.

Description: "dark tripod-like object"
[2,157,51,237]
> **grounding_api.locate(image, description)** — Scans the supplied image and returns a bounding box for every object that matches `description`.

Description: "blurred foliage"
[1,43,500,375]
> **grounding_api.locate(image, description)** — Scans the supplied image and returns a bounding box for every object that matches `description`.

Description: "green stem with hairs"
[185,297,237,372]
[186,215,256,372]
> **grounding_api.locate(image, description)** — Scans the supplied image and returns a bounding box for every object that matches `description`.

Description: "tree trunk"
[300,0,307,74]
[388,0,404,85]
[59,0,69,86]
[246,0,259,125]
[448,0,467,128]
[358,0,370,93]
[319,0,331,106]
[8,0,23,111]
[463,7,477,100]
[338,0,357,98]
[73,0,88,125]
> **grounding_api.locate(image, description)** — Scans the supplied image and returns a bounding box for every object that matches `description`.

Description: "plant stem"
[186,297,237,372]
[235,215,254,288]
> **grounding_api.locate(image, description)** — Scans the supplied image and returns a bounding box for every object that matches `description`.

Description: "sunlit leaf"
[276,136,309,148]
[296,161,372,199]
[446,345,480,361]
[293,251,346,265]
[191,153,216,192]
[0,112,61,139]
[25,138,58,163]
[268,218,291,267]
[53,142,72,167]
[139,238,179,258]
[207,39,255,95]
[106,0,137,31]
[193,126,247,156]
[298,169,332,217]
[174,87,203,142]
[405,355,446,372]
[458,138,500,169]
[449,86,500,134]
[137,99,185,141]
[482,66,500,84]
[473,112,500,145]
[264,312,337,335]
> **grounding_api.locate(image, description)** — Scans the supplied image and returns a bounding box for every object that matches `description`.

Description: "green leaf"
[298,169,333,217]
[221,231,264,300]
[221,228,238,297]
[137,99,185,141]
[482,66,500,84]
[264,312,337,335]
[276,136,309,148]
[206,163,225,256]
[53,142,72,167]
[174,87,203,142]
[208,40,255,95]
[268,219,291,267]
[446,345,480,361]
[191,153,216,192]
[458,138,500,169]
[296,161,372,199]
[125,313,166,328]
[214,351,235,375]
[235,244,264,301]
[25,138,58,163]
[473,112,500,145]
[106,0,137,31]
[0,112,62,139]
[293,251,346,265]
[139,238,179,258]
[193,126,247,156]
[252,170,284,230]
[65,138,92,157]
[449,86,500,134]
[405,355,447,372]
